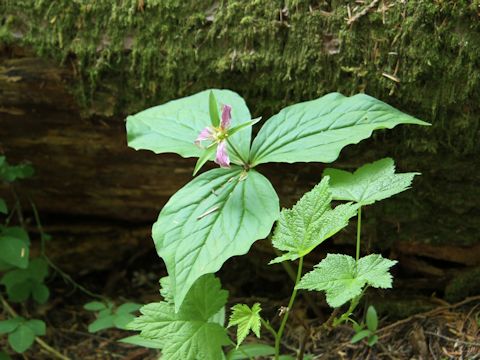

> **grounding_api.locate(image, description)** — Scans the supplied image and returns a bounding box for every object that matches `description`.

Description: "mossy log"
[1,1,479,299]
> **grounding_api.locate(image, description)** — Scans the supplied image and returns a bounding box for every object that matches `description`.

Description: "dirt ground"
[1,247,479,360]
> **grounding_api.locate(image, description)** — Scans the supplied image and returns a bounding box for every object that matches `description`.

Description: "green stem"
[356,206,362,263]
[260,318,278,338]
[226,139,248,166]
[274,249,297,282]
[229,340,254,360]
[332,286,369,327]
[274,257,304,360]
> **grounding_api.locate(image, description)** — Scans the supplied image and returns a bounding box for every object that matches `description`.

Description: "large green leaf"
[270,177,357,264]
[296,254,397,308]
[128,274,229,360]
[126,89,252,164]
[324,158,419,206]
[250,93,429,166]
[153,167,279,310]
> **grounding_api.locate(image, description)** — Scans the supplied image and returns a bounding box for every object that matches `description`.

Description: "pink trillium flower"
[195,104,232,168]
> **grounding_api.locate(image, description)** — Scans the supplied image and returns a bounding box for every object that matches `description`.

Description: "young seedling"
[351,305,379,347]
[84,301,142,332]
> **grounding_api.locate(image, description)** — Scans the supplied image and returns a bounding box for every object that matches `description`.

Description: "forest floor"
[1,245,479,360]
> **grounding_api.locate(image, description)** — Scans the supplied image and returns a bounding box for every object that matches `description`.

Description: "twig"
[424,331,480,347]
[377,295,480,337]
[347,0,380,25]
[1,295,71,360]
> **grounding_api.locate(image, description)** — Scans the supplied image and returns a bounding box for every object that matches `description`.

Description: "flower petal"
[195,127,215,147]
[215,141,230,168]
[220,105,232,129]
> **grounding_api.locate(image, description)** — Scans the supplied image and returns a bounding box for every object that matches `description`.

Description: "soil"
[1,246,479,360]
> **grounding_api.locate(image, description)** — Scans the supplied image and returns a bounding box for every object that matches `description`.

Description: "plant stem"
[260,318,278,338]
[0,295,71,360]
[356,206,362,263]
[229,340,254,360]
[273,249,323,318]
[226,139,248,166]
[274,256,304,360]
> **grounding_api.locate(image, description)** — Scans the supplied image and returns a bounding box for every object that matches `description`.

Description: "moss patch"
[1,0,480,154]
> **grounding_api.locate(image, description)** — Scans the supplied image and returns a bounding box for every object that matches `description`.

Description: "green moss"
[1,0,479,154]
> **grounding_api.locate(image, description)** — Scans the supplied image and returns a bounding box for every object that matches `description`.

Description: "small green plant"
[84,301,141,332]
[351,305,379,347]
[0,157,48,356]
[0,317,46,353]
[0,156,72,360]
[124,89,429,358]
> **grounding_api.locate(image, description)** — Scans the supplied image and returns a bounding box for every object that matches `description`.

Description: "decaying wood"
[394,241,480,266]
[1,50,479,300]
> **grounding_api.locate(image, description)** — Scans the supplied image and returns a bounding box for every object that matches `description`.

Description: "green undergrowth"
[1,0,480,155]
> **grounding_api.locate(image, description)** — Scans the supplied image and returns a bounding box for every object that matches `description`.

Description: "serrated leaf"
[153,167,279,310]
[8,325,35,353]
[159,277,174,304]
[228,303,262,347]
[25,320,45,336]
[270,177,357,264]
[366,306,378,332]
[84,301,107,311]
[128,274,229,360]
[226,344,275,360]
[250,93,429,166]
[210,306,226,327]
[126,89,252,164]
[324,158,419,206]
[0,199,7,215]
[297,254,397,308]
[0,236,29,269]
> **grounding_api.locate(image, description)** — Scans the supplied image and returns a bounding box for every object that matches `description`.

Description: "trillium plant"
[124,89,429,359]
